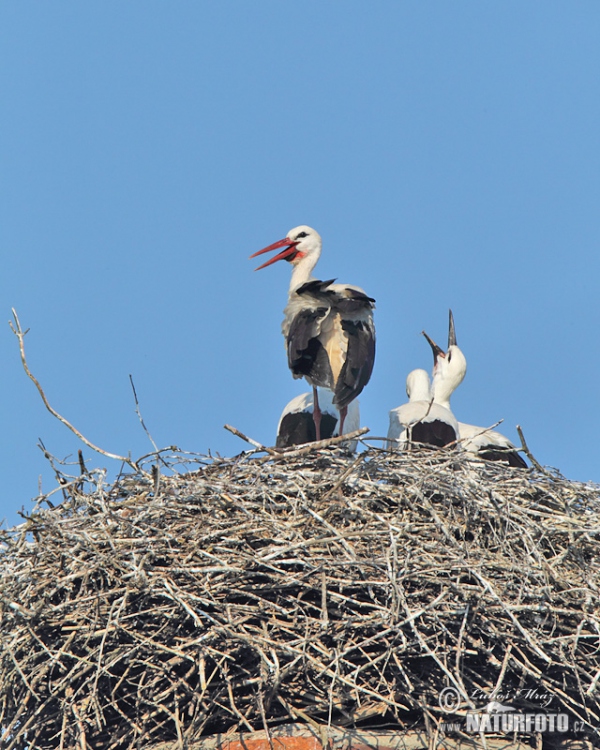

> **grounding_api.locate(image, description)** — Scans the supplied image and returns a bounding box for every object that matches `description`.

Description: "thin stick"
[9,309,138,471]
[78,450,88,477]
[259,427,370,463]
[223,424,280,455]
[321,453,364,502]
[516,424,546,474]
[129,375,159,452]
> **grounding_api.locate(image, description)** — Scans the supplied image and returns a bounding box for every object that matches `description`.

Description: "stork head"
[405,369,432,402]
[422,310,467,406]
[250,225,322,271]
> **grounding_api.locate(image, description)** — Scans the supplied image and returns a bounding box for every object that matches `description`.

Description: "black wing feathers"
[334,319,376,408]
[295,279,337,297]
[478,446,528,468]
[287,278,375,399]
[411,420,457,448]
[286,307,333,385]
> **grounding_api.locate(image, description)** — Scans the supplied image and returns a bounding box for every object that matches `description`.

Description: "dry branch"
[9,309,138,471]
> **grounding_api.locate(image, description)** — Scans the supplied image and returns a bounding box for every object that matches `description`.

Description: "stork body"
[387,369,458,450]
[251,226,375,439]
[457,422,527,468]
[277,389,360,451]
[423,311,527,469]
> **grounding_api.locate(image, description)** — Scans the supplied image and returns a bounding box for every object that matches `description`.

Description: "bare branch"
[223,424,280,455]
[259,426,370,462]
[129,374,159,453]
[516,424,547,474]
[9,309,139,472]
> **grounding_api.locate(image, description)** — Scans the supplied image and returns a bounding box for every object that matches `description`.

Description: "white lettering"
[501,713,514,732]
[479,715,491,732]
[534,715,546,732]
[465,714,480,732]
[525,714,536,732]
[512,714,525,731]
[557,714,569,732]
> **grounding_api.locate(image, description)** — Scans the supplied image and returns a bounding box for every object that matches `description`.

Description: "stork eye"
[296,231,308,239]
[448,351,452,362]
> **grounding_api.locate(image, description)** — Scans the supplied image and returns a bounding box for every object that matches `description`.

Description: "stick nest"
[1,447,599,749]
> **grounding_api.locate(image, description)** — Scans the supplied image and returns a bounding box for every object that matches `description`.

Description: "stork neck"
[433,392,452,410]
[431,374,454,410]
[289,255,319,291]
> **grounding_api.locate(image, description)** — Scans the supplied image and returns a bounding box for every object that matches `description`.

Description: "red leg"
[339,405,348,436]
[312,386,322,442]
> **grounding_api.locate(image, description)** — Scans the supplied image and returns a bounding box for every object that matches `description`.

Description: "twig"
[129,374,159,453]
[37,439,70,500]
[516,424,547,474]
[9,309,139,472]
[223,424,280,455]
[459,419,504,442]
[77,450,88,477]
[321,453,365,502]
[151,464,161,496]
[259,427,370,463]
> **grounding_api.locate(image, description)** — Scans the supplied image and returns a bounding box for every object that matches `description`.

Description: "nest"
[1,444,599,749]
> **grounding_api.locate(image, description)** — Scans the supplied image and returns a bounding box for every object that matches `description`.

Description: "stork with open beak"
[250,225,375,440]
[422,310,467,414]
[423,310,527,468]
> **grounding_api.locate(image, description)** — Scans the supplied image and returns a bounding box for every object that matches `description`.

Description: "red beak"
[249,237,299,271]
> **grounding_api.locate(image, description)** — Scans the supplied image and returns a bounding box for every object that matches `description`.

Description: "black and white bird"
[421,310,467,418]
[387,368,459,449]
[457,422,527,467]
[423,311,527,468]
[277,389,360,450]
[250,226,375,440]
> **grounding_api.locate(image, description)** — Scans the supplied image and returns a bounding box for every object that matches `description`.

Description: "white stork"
[423,310,527,468]
[387,369,459,450]
[250,225,375,440]
[421,310,467,415]
[276,389,360,451]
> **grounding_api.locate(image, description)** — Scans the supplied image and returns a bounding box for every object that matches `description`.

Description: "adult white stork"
[423,311,527,468]
[387,369,459,450]
[250,225,375,440]
[276,389,361,451]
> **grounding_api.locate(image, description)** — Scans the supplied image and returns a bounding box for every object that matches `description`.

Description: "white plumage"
[423,311,527,468]
[387,369,459,450]
[458,421,527,468]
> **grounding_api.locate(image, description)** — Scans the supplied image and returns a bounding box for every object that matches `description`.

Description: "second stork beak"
[422,330,445,366]
[249,238,299,271]
[448,309,457,348]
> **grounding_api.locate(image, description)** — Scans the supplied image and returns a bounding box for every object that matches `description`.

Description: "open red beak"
[249,237,299,271]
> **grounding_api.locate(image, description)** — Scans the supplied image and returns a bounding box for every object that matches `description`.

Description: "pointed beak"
[249,237,299,271]
[422,330,446,366]
[448,309,457,348]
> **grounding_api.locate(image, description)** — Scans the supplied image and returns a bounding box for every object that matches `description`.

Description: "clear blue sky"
[2,3,599,527]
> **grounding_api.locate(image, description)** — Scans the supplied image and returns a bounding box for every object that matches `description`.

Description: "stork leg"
[312,386,322,442]
[339,405,348,437]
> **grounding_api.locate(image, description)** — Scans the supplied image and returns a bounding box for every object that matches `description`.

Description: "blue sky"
[1,3,599,527]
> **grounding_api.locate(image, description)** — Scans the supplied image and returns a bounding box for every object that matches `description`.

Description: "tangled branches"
[1,447,599,749]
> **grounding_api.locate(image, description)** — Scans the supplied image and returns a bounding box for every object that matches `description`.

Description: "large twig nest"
[1,447,599,749]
